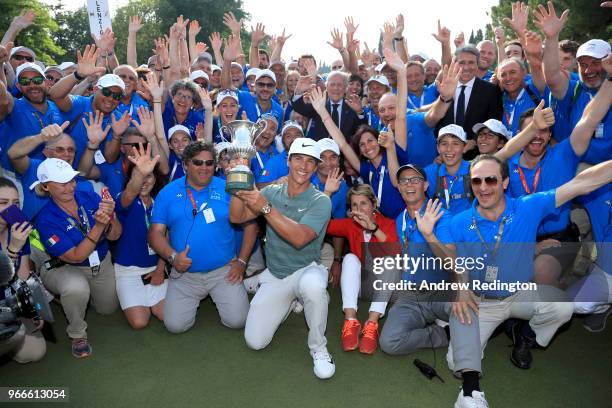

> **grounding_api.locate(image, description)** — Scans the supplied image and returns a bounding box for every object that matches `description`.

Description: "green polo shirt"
[261,183,331,279]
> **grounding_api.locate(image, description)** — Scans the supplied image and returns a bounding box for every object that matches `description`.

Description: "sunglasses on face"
[46,146,75,154]
[398,176,424,185]
[18,76,45,86]
[101,87,123,101]
[256,82,275,89]
[191,159,215,167]
[471,176,499,186]
[12,54,34,62]
[123,142,149,150]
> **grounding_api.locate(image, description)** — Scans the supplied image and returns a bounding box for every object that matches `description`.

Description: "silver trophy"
[221,119,267,194]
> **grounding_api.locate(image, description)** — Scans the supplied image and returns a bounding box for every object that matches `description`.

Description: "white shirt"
[453,76,476,120]
[329,98,344,129]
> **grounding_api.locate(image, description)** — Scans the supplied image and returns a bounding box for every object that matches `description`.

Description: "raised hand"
[382,47,405,72]
[111,111,131,137]
[307,87,327,114]
[175,15,190,39]
[452,289,479,324]
[195,42,209,55]
[129,15,143,34]
[602,54,612,75]
[352,209,377,231]
[9,222,33,253]
[127,142,159,176]
[223,34,241,62]
[40,121,69,143]
[523,30,543,61]
[504,1,530,36]
[198,87,212,111]
[532,100,555,130]
[533,1,569,39]
[189,20,201,37]
[432,20,451,43]
[98,195,115,218]
[494,27,506,43]
[195,122,205,140]
[82,111,111,147]
[327,28,344,50]
[394,14,404,39]
[93,28,117,52]
[436,61,462,100]
[382,22,395,45]
[11,9,36,31]
[324,167,344,195]
[153,37,169,67]
[142,72,163,101]
[0,42,13,64]
[296,75,314,94]
[250,22,266,46]
[347,38,359,54]
[223,11,242,35]
[345,93,362,113]
[132,106,155,139]
[415,199,444,237]
[344,16,359,41]
[209,32,222,52]
[303,58,317,77]
[76,45,106,78]
[377,129,395,149]
[454,32,465,48]
[276,28,292,46]
[361,42,373,66]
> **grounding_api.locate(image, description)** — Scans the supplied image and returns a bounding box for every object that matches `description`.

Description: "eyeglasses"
[45,146,75,154]
[398,176,424,185]
[174,92,194,101]
[18,76,45,86]
[191,159,215,167]
[101,87,123,101]
[256,82,275,89]
[123,142,149,150]
[470,176,499,186]
[11,54,34,62]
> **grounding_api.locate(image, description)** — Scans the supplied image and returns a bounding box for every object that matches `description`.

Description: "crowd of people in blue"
[0,2,610,406]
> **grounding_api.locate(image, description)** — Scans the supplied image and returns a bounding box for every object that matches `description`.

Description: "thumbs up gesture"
[174,245,193,272]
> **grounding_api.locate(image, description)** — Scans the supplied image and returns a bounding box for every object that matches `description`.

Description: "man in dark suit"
[292,71,366,141]
[437,45,503,155]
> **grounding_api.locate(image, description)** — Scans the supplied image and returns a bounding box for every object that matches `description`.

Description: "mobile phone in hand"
[0,204,30,227]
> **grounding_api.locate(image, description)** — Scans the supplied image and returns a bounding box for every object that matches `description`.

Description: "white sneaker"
[454,390,489,408]
[311,349,335,379]
[243,274,260,294]
[291,299,304,313]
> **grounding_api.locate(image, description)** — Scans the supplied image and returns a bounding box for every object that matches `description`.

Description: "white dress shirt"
[453,76,476,120]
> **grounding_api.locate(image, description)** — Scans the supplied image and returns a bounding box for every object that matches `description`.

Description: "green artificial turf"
[3,290,610,408]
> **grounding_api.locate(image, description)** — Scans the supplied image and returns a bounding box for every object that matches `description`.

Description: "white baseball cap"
[216,89,239,107]
[10,46,36,60]
[375,62,386,72]
[57,62,76,71]
[438,124,467,143]
[576,39,611,60]
[215,141,232,157]
[15,62,45,79]
[288,138,322,162]
[45,66,65,77]
[245,67,260,78]
[255,69,276,83]
[30,158,80,189]
[189,70,209,82]
[96,74,126,92]
[365,75,390,88]
[281,121,304,137]
[230,62,243,70]
[269,60,285,68]
[211,64,221,73]
[317,138,340,156]
[473,119,511,140]
[168,125,191,140]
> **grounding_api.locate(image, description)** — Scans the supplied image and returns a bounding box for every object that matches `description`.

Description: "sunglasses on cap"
[218,89,237,97]
[18,76,45,86]
[191,159,215,167]
[12,54,34,62]
[398,176,425,185]
[101,87,123,101]
[470,176,499,186]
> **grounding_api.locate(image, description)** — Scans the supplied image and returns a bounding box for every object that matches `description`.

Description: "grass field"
[3,291,610,408]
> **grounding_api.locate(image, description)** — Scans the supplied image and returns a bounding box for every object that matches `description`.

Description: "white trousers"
[340,253,388,316]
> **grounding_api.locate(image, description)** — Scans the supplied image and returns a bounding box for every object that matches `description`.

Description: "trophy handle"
[252,119,268,144]
[220,125,231,142]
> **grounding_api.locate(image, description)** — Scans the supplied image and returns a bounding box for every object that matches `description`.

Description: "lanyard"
[442,174,459,209]
[369,164,385,205]
[517,165,541,195]
[503,88,525,129]
[140,198,153,230]
[169,160,183,182]
[471,215,506,260]
[31,110,45,130]
[66,206,91,237]
[217,117,230,142]
[407,93,425,110]
[401,208,419,254]
[186,187,209,218]
[255,151,265,173]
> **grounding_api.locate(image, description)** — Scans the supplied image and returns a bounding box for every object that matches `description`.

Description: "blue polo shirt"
[62,95,120,167]
[20,158,94,220]
[251,144,280,183]
[482,71,494,82]
[150,176,235,273]
[364,106,382,131]
[237,91,283,126]
[98,159,125,198]
[407,83,438,110]
[162,99,204,139]
[114,194,158,268]
[167,152,185,183]
[257,150,288,183]
[0,98,66,171]
[36,190,109,266]
[508,139,580,235]
[396,204,453,284]
[451,191,557,297]
[311,172,348,219]
[0,229,31,270]
[115,92,150,120]
[502,80,548,136]
[212,117,232,144]
[578,185,611,274]
[360,146,408,218]
[424,160,472,215]
[406,110,437,167]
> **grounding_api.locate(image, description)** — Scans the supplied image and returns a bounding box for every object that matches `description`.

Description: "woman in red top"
[326,184,399,354]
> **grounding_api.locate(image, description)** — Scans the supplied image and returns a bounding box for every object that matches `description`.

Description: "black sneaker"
[583,307,611,333]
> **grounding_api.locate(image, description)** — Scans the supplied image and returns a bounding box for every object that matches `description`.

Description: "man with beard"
[476,40,496,81]
[48,45,124,167]
[538,3,611,164]
[0,61,67,172]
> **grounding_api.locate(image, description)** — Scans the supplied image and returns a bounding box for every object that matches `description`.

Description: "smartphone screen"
[0,204,30,226]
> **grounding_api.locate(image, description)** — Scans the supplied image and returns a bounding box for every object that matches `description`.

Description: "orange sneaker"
[359,320,379,355]
[341,319,361,351]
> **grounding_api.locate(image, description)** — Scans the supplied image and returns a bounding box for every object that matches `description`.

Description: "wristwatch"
[168,252,177,266]
[260,202,272,215]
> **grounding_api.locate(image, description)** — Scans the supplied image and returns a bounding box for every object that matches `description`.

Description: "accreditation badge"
[485,265,499,283]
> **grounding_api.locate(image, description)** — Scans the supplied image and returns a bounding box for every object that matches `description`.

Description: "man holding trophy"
[228,128,335,380]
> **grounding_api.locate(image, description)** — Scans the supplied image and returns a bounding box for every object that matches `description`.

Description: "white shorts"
[115,264,168,310]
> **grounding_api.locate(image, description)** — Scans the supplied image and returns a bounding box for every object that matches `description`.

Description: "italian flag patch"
[47,235,60,246]
[261,170,269,176]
